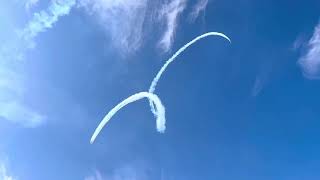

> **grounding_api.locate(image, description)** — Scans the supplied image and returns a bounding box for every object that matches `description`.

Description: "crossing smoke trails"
[90,32,231,144]
[148,32,231,115]
[90,92,166,144]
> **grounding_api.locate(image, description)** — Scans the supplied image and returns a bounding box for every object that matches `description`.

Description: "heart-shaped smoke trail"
[90,92,165,144]
[148,32,231,115]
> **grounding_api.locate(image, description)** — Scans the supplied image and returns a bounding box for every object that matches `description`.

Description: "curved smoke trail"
[90,32,230,144]
[90,92,166,144]
[148,32,231,115]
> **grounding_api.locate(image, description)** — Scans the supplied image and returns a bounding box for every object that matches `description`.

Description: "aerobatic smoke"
[90,92,165,144]
[90,32,231,144]
[148,32,231,115]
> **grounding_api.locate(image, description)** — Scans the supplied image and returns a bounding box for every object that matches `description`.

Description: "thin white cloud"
[0,65,45,128]
[0,101,46,128]
[0,0,76,62]
[0,66,46,128]
[188,0,208,22]
[85,170,103,180]
[111,165,146,180]
[25,0,39,11]
[158,0,187,52]
[292,35,305,50]
[78,0,148,54]
[0,0,74,128]
[0,67,24,99]
[21,0,76,44]
[79,0,189,54]
[298,22,320,79]
[85,163,149,180]
[252,76,263,97]
[0,163,16,180]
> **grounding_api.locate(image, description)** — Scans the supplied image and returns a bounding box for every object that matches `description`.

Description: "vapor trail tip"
[90,137,95,144]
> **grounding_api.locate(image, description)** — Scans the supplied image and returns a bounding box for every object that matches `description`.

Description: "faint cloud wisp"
[158,0,187,52]
[0,66,46,128]
[188,0,209,22]
[85,163,149,180]
[0,101,46,128]
[79,0,190,54]
[25,0,39,11]
[85,170,103,180]
[298,22,320,79]
[0,163,16,180]
[0,0,75,127]
[20,0,76,48]
[78,0,149,54]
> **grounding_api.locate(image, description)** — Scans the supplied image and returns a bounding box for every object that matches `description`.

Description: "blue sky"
[1,0,320,179]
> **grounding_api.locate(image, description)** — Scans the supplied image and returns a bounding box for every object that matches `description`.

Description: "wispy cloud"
[158,0,187,52]
[20,0,76,45]
[79,0,189,54]
[25,0,39,11]
[188,0,209,22]
[78,0,149,54]
[0,0,75,127]
[109,165,147,180]
[0,163,16,180]
[0,101,46,128]
[292,34,305,50]
[85,170,103,180]
[252,76,263,97]
[85,164,149,180]
[1,0,76,62]
[298,22,320,79]
[0,66,45,128]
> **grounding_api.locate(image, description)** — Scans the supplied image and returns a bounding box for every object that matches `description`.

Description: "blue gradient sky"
[1,0,320,179]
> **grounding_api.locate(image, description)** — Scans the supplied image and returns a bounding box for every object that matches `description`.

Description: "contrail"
[90,92,166,144]
[148,32,231,115]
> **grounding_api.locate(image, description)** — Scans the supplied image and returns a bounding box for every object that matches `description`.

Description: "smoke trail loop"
[90,92,166,144]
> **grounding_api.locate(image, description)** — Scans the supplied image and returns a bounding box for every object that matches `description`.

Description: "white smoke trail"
[148,32,231,115]
[90,92,165,144]
[90,32,230,144]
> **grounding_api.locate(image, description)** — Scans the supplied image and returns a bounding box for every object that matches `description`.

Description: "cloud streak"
[188,0,209,22]
[158,0,187,52]
[78,0,149,54]
[0,101,45,128]
[79,0,191,54]
[0,0,76,62]
[149,32,231,115]
[85,170,103,180]
[0,0,75,127]
[90,92,165,144]
[85,163,150,180]
[0,65,45,128]
[298,22,320,79]
[25,0,39,11]
[0,163,16,180]
[21,0,76,44]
